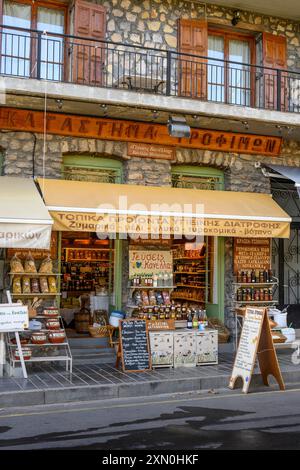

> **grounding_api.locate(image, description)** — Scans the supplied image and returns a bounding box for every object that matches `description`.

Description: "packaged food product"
[48,276,57,293]
[149,290,157,306]
[141,290,149,306]
[24,252,37,273]
[12,276,22,294]
[30,278,40,294]
[39,255,53,274]
[40,276,49,293]
[10,254,24,273]
[22,276,31,294]
[162,291,171,305]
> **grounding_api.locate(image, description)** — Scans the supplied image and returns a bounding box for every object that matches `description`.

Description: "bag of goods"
[12,276,22,294]
[162,291,171,305]
[133,290,142,306]
[149,290,157,306]
[39,255,53,274]
[30,278,40,294]
[40,276,49,293]
[24,252,37,273]
[48,276,57,294]
[22,276,31,294]
[10,254,24,273]
[141,290,149,306]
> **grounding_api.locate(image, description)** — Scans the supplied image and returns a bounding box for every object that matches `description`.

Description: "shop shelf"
[173,257,205,261]
[129,285,176,289]
[174,271,207,274]
[233,281,278,287]
[175,284,206,289]
[9,272,61,276]
[234,300,278,305]
[11,293,61,297]
[171,297,204,303]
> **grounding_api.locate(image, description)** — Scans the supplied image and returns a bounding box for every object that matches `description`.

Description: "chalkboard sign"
[119,319,152,372]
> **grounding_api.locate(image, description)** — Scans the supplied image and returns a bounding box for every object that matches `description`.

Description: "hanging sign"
[234,238,271,274]
[129,250,173,278]
[229,307,285,393]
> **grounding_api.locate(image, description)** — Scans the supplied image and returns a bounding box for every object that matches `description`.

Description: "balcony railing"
[1,24,300,113]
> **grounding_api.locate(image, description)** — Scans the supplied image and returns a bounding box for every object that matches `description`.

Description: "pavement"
[0,348,300,409]
[1,385,300,449]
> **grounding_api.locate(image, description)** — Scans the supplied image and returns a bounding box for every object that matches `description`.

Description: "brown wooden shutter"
[178,19,208,99]
[73,0,106,85]
[262,33,287,111]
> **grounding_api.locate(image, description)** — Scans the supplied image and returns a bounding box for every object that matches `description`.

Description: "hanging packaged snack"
[162,291,171,305]
[10,254,24,273]
[22,276,31,294]
[30,278,40,294]
[39,255,53,274]
[40,276,49,293]
[48,276,57,294]
[12,276,22,294]
[141,290,149,306]
[24,252,37,273]
[149,290,157,306]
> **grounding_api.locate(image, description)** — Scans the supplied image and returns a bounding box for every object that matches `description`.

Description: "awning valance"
[0,177,53,249]
[37,178,291,239]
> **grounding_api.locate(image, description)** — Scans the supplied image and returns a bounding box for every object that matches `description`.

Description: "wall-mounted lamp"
[231,10,241,26]
[55,99,63,110]
[100,104,108,116]
[167,116,191,138]
[152,110,159,119]
[242,120,249,130]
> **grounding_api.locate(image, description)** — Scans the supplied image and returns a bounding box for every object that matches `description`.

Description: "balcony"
[1,25,300,132]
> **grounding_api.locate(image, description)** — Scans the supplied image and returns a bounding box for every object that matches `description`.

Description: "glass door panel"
[1,1,31,76]
[37,7,65,81]
[228,39,251,105]
[208,35,225,102]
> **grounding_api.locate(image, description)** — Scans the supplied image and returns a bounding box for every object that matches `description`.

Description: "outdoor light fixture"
[152,110,159,119]
[231,10,241,26]
[55,99,63,110]
[167,116,191,138]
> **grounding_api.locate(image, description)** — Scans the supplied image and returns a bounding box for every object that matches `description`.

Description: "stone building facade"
[0,128,299,332]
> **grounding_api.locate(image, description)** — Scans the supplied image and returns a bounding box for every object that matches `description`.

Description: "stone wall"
[90,0,300,69]
[1,129,299,333]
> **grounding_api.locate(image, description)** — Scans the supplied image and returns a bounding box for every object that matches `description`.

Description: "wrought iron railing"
[1,24,300,113]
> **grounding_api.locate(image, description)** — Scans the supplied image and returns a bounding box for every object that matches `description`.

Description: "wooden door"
[73,0,106,85]
[262,33,287,111]
[178,19,208,99]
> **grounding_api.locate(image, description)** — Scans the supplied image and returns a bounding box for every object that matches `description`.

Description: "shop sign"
[147,319,175,331]
[7,231,58,260]
[127,142,175,160]
[0,107,282,156]
[0,304,29,332]
[119,319,151,372]
[51,211,290,239]
[234,238,271,274]
[229,307,284,393]
[0,223,51,249]
[129,250,173,278]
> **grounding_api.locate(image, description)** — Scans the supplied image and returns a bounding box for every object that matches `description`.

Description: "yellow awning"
[37,178,291,238]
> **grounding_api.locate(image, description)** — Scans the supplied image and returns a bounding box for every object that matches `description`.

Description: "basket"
[208,317,230,343]
[88,325,109,338]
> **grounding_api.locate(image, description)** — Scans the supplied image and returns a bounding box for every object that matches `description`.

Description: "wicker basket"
[88,325,109,338]
[208,317,230,343]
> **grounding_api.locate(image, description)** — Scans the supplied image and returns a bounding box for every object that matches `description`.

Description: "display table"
[149,329,218,368]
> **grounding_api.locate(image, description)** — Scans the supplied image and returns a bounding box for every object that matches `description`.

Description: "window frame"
[1,0,68,80]
[208,28,256,107]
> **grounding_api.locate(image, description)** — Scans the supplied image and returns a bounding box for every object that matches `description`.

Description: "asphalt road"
[1,386,300,450]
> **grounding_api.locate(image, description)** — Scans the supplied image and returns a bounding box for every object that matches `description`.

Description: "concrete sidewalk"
[0,350,299,408]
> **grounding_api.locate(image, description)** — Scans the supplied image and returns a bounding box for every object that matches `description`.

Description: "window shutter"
[262,33,287,110]
[72,0,106,85]
[178,19,208,99]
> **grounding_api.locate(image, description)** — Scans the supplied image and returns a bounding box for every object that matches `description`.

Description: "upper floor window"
[208,31,253,106]
[1,0,66,79]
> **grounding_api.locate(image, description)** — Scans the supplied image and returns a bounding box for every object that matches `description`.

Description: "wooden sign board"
[229,307,285,393]
[127,142,175,160]
[118,319,152,372]
[147,319,175,331]
[0,107,282,156]
[7,231,58,260]
[129,250,173,278]
[234,238,271,274]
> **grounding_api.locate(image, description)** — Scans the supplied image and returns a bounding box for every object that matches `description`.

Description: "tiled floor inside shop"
[0,351,299,393]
